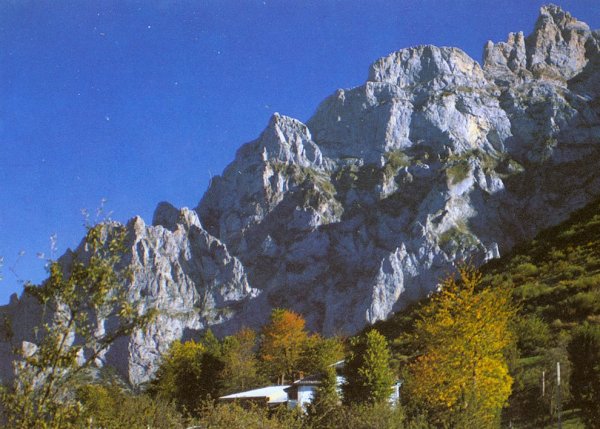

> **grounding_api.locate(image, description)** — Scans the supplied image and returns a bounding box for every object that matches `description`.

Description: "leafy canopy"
[342,329,395,406]
[404,265,516,428]
[259,308,310,384]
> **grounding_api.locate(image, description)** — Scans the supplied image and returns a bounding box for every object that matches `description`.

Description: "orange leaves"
[259,309,310,384]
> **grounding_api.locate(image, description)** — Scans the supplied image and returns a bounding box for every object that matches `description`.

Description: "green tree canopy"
[220,327,264,394]
[148,339,207,415]
[342,329,395,406]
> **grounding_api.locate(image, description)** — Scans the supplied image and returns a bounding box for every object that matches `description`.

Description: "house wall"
[297,385,315,408]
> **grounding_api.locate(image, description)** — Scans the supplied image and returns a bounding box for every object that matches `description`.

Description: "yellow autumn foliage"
[404,265,516,428]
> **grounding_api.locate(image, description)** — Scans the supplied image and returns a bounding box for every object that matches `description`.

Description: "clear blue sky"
[1,0,599,304]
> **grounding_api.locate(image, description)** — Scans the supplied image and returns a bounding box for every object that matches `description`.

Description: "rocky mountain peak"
[484,4,593,82]
[259,113,323,168]
[2,6,600,386]
[152,201,202,232]
[368,45,487,90]
[526,4,591,79]
[537,4,588,30]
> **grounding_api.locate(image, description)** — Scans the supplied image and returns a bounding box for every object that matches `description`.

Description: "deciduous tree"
[148,339,206,415]
[220,327,264,394]
[0,224,156,428]
[299,334,345,375]
[259,309,309,384]
[404,265,516,428]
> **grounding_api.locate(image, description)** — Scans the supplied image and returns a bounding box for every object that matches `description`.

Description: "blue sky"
[1,0,599,304]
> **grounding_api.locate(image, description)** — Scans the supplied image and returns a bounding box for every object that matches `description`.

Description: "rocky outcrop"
[484,4,593,83]
[1,206,257,385]
[2,4,600,385]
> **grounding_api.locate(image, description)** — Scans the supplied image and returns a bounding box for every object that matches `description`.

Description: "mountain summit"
[2,5,600,385]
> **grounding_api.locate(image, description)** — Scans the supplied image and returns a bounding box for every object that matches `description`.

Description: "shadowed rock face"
[2,5,600,385]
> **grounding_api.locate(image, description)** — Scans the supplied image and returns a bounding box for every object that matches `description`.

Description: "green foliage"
[0,224,156,428]
[568,323,600,428]
[299,335,345,375]
[193,402,304,429]
[76,382,186,428]
[342,329,395,406]
[514,262,540,279]
[335,402,406,429]
[220,328,265,394]
[150,328,267,414]
[148,339,207,415]
[514,315,551,356]
[306,365,341,428]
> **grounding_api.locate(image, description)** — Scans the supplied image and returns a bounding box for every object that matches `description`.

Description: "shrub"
[515,315,551,356]
[77,383,185,428]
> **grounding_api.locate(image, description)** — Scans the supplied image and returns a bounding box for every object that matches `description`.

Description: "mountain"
[2,5,600,386]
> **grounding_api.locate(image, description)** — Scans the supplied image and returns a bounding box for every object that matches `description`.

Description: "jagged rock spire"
[484,4,592,81]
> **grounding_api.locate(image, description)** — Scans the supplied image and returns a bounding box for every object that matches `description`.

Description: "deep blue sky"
[1,1,599,304]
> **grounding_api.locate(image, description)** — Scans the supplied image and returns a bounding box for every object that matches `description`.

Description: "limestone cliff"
[2,5,599,385]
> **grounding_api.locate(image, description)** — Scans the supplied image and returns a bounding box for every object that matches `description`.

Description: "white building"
[285,372,346,409]
[219,360,400,410]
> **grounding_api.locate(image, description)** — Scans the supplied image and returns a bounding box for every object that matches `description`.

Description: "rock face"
[1,207,258,385]
[2,5,600,385]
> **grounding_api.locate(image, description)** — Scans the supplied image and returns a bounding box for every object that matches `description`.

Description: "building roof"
[219,385,291,404]
[290,373,322,386]
[289,360,346,387]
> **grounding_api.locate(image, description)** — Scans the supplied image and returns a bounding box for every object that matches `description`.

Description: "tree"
[0,223,156,428]
[299,335,345,376]
[259,308,309,384]
[404,265,516,428]
[342,329,395,406]
[220,327,264,394]
[303,336,345,427]
[198,329,226,399]
[148,339,206,415]
[307,364,342,428]
[568,323,600,428]
[514,314,550,357]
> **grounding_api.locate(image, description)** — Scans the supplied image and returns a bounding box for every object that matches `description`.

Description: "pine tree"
[342,329,395,405]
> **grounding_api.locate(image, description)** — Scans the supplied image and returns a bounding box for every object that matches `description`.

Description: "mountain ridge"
[2,4,600,386]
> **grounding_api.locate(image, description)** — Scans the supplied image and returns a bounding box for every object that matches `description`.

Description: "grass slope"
[373,198,600,428]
